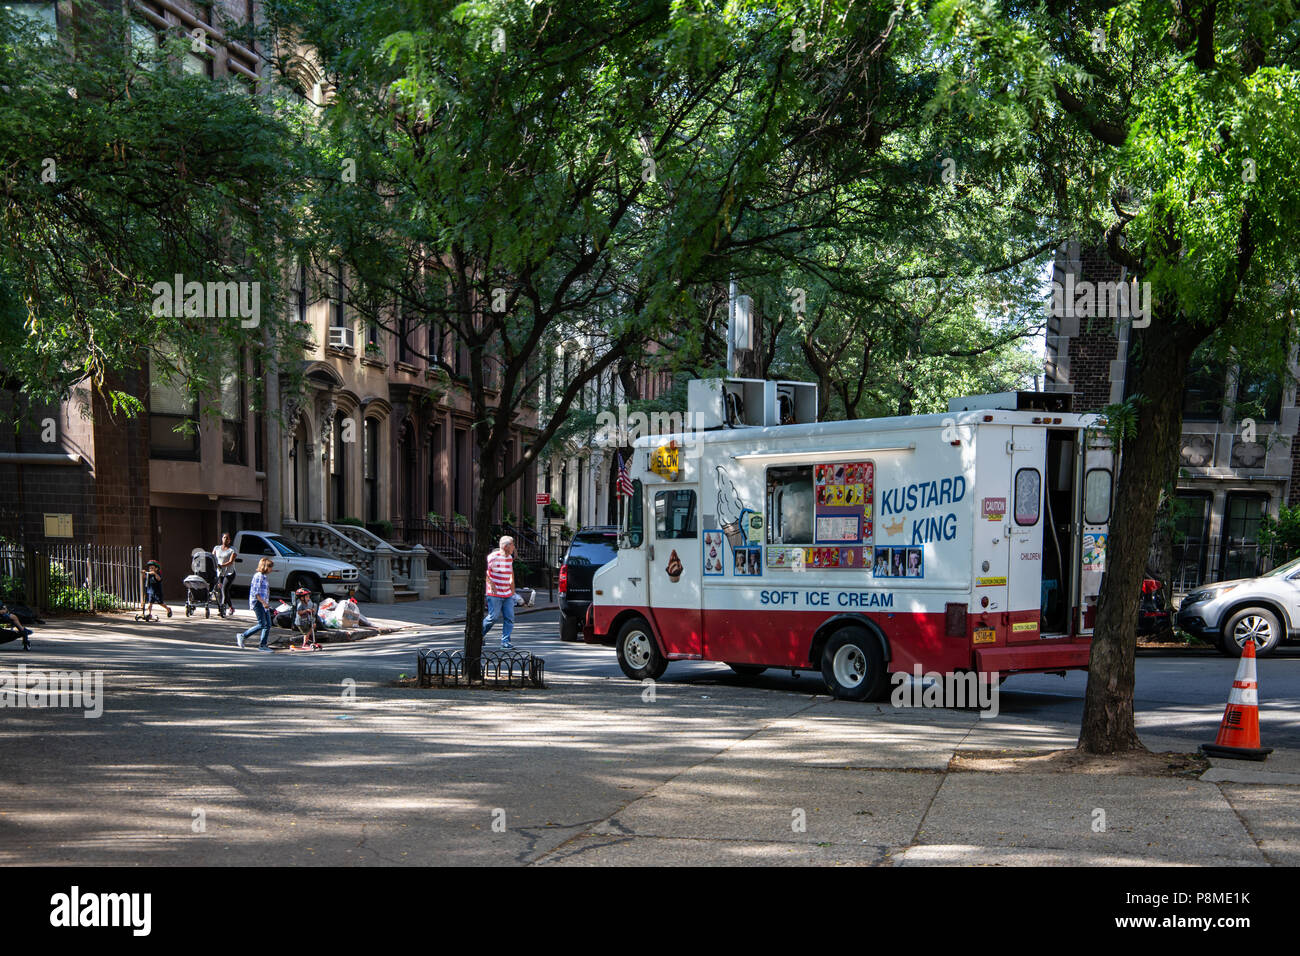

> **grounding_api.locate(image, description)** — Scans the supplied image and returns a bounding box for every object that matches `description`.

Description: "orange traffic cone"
[1201,638,1272,761]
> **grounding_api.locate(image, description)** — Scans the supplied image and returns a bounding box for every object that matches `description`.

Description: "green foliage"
[45,562,128,612]
[0,3,310,419]
[1258,504,1300,565]
[1098,396,1145,446]
[0,574,24,604]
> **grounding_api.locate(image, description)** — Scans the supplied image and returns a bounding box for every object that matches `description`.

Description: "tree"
[0,3,306,417]
[931,0,1300,752]
[271,0,961,659]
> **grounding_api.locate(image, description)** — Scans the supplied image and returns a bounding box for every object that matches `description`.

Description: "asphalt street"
[1,611,1297,865]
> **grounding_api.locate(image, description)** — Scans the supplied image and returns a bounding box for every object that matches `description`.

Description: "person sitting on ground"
[143,559,172,620]
[290,587,322,650]
[0,600,33,650]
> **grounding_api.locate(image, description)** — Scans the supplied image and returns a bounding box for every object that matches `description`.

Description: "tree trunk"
[1078,321,1204,753]
[463,473,499,660]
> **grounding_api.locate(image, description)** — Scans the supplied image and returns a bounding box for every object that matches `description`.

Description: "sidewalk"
[91,592,560,646]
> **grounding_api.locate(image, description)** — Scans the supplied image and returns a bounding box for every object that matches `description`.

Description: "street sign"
[536,493,551,505]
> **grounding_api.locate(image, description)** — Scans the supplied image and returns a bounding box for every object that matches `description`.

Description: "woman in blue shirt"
[236,557,275,651]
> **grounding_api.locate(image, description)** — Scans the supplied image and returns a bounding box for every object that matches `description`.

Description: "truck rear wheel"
[820,627,887,701]
[615,617,668,682]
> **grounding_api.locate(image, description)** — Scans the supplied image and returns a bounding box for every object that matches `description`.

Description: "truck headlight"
[325,571,342,580]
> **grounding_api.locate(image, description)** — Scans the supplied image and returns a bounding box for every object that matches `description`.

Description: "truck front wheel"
[286,572,323,604]
[820,627,887,701]
[615,618,668,682]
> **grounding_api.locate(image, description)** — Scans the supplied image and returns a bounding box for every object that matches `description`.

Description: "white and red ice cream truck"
[587,381,1113,700]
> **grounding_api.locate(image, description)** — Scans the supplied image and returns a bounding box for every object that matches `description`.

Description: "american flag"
[616,453,634,498]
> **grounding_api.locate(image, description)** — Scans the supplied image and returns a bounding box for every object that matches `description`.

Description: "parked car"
[227,531,361,601]
[558,526,618,643]
[1136,578,1172,637]
[1176,555,1300,657]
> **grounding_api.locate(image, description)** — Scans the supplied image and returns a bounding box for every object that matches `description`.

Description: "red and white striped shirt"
[485,548,514,597]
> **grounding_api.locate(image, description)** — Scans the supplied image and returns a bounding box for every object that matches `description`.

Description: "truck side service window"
[1014,468,1041,526]
[1084,468,1113,524]
[623,480,644,548]
[766,466,814,544]
[655,489,697,539]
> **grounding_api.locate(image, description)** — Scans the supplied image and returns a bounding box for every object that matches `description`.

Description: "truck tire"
[615,617,668,682]
[560,614,580,643]
[1221,607,1282,658]
[726,663,767,678]
[820,626,887,701]
[286,572,324,605]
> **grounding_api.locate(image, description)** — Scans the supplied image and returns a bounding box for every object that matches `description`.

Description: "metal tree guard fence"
[416,647,545,688]
[0,544,143,613]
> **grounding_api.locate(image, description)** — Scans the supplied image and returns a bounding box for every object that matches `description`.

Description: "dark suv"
[559,526,618,642]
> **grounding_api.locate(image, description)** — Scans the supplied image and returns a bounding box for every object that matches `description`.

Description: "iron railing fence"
[0,543,142,612]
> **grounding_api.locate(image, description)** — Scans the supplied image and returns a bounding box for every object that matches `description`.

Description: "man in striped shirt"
[482,535,517,649]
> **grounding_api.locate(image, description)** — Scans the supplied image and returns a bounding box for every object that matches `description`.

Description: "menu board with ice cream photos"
[814,461,873,545]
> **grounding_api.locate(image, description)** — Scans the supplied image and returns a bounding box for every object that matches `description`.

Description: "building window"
[130,17,159,68]
[149,349,199,460]
[396,301,410,364]
[331,264,346,328]
[363,418,378,523]
[7,2,57,39]
[328,263,354,351]
[1220,494,1268,581]
[1172,492,1211,590]
[219,352,246,465]
[293,262,308,324]
[1182,355,1228,422]
[330,413,348,521]
[1234,365,1283,423]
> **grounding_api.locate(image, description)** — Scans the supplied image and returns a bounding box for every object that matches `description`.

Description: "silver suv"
[1176,555,1300,657]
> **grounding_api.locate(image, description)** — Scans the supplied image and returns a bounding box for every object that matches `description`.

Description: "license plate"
[973,628,996,645]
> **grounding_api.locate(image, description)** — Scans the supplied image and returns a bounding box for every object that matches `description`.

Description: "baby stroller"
[184,549,221,618]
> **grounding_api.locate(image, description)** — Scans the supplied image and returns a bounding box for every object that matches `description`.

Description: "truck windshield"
[268,536,306,557]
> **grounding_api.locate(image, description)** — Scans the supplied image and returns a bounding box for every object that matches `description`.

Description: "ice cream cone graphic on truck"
[666,550,683,582]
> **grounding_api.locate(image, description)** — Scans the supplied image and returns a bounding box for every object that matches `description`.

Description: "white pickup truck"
[226,530,360,600]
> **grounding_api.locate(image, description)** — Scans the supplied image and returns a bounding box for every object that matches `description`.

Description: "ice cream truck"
[586,378,1114,700]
